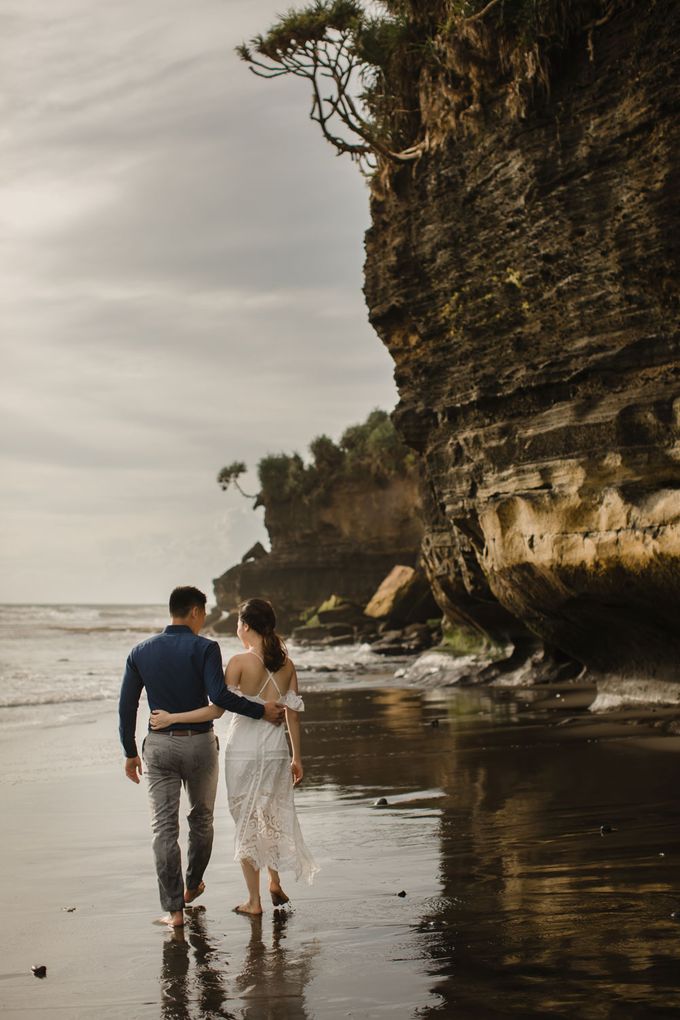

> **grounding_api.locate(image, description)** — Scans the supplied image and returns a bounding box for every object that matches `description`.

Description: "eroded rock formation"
[364,4,680,687]
[214,474,424,628]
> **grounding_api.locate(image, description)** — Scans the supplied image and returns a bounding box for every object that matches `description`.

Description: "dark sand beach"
[2,683,680,1019]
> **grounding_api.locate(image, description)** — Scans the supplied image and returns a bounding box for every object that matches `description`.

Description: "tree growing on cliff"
[310,434,345,475]
[216,461,257,499]
[258,452,308,503]
[236,0,424,172]
[237,0,618,174]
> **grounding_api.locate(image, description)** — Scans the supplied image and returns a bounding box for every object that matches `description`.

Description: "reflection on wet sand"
[159,906,319,1020]
[304,686,680,1017]
[233,910,319,1020]
[153,685,680,1018]
[422,704,680,1017]
[160,908,230,1020]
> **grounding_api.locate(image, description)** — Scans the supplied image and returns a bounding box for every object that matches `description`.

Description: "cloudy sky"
[1,0,397,604]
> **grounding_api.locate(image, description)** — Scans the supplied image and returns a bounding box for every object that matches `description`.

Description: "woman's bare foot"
[154,910,184,927]
[232,902,263,916]
[269,883,289,907]
[184,881,205,904]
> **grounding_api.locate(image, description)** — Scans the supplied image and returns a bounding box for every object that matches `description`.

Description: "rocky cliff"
[363,3,680,691]
[213,412,425,628]
[214,475,424,625]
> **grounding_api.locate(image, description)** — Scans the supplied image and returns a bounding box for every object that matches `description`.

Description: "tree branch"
[233,481,258,499]
[466,0,504,23]
[236,4,426,173]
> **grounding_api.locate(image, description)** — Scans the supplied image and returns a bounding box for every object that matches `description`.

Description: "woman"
[150,598,318,915]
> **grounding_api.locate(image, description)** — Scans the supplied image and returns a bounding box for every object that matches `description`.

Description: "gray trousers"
[142,730,219,912]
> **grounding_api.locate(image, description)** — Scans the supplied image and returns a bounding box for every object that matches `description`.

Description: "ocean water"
[0,603,397,718]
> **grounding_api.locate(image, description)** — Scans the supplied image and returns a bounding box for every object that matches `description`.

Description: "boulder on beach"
[203,606,223,629]
[364,566,441,627]
[370,627,433,655]
[212,613,239,636]
[291,621,355,644]
[317,595,365,626]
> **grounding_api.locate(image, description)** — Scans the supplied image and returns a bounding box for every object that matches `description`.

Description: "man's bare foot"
[232,902,263,916]
[184,881,205,904]
[154,910,184,927]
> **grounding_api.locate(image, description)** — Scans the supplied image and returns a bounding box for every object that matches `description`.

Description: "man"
[118,585,285,928]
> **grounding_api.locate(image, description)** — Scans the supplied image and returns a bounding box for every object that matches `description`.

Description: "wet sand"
[1,684,680,1019]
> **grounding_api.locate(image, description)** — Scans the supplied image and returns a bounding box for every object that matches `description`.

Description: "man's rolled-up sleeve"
[203,643,264,719]
[119,653,144,757]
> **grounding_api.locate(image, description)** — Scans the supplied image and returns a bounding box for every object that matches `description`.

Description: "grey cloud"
[1,0,397,602]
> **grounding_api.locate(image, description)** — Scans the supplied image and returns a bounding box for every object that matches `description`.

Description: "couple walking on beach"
[118,586,317,928]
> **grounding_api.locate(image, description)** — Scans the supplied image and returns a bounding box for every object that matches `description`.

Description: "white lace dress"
[224,670,318,884]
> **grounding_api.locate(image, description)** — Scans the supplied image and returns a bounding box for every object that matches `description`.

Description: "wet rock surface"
[289,585,442,653]
[364,565,440,629]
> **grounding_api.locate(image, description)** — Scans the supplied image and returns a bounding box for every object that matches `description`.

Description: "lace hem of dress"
[234,847,319,885]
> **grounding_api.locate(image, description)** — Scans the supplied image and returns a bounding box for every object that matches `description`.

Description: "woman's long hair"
[238,598,287,673]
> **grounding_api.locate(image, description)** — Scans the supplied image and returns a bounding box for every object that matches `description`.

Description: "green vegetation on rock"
[238,0,616,173]
[217,409,416,506]
[217,461,257,498]
[439,621,496,657]
[254,409,416,507]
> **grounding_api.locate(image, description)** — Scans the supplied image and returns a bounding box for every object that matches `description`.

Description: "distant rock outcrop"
[214,475,424,628]
[213,411,427,630]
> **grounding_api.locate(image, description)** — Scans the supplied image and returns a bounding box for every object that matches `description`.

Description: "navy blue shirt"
[118,624,264,757]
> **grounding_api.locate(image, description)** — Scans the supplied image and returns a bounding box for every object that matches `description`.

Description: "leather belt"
[156,729,206,736]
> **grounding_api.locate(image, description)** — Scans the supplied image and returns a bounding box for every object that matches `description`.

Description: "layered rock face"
[364,6,680,683]
[214,475,424,626]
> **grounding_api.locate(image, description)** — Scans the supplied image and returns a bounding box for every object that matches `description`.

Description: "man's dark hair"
[169,586,207,618]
